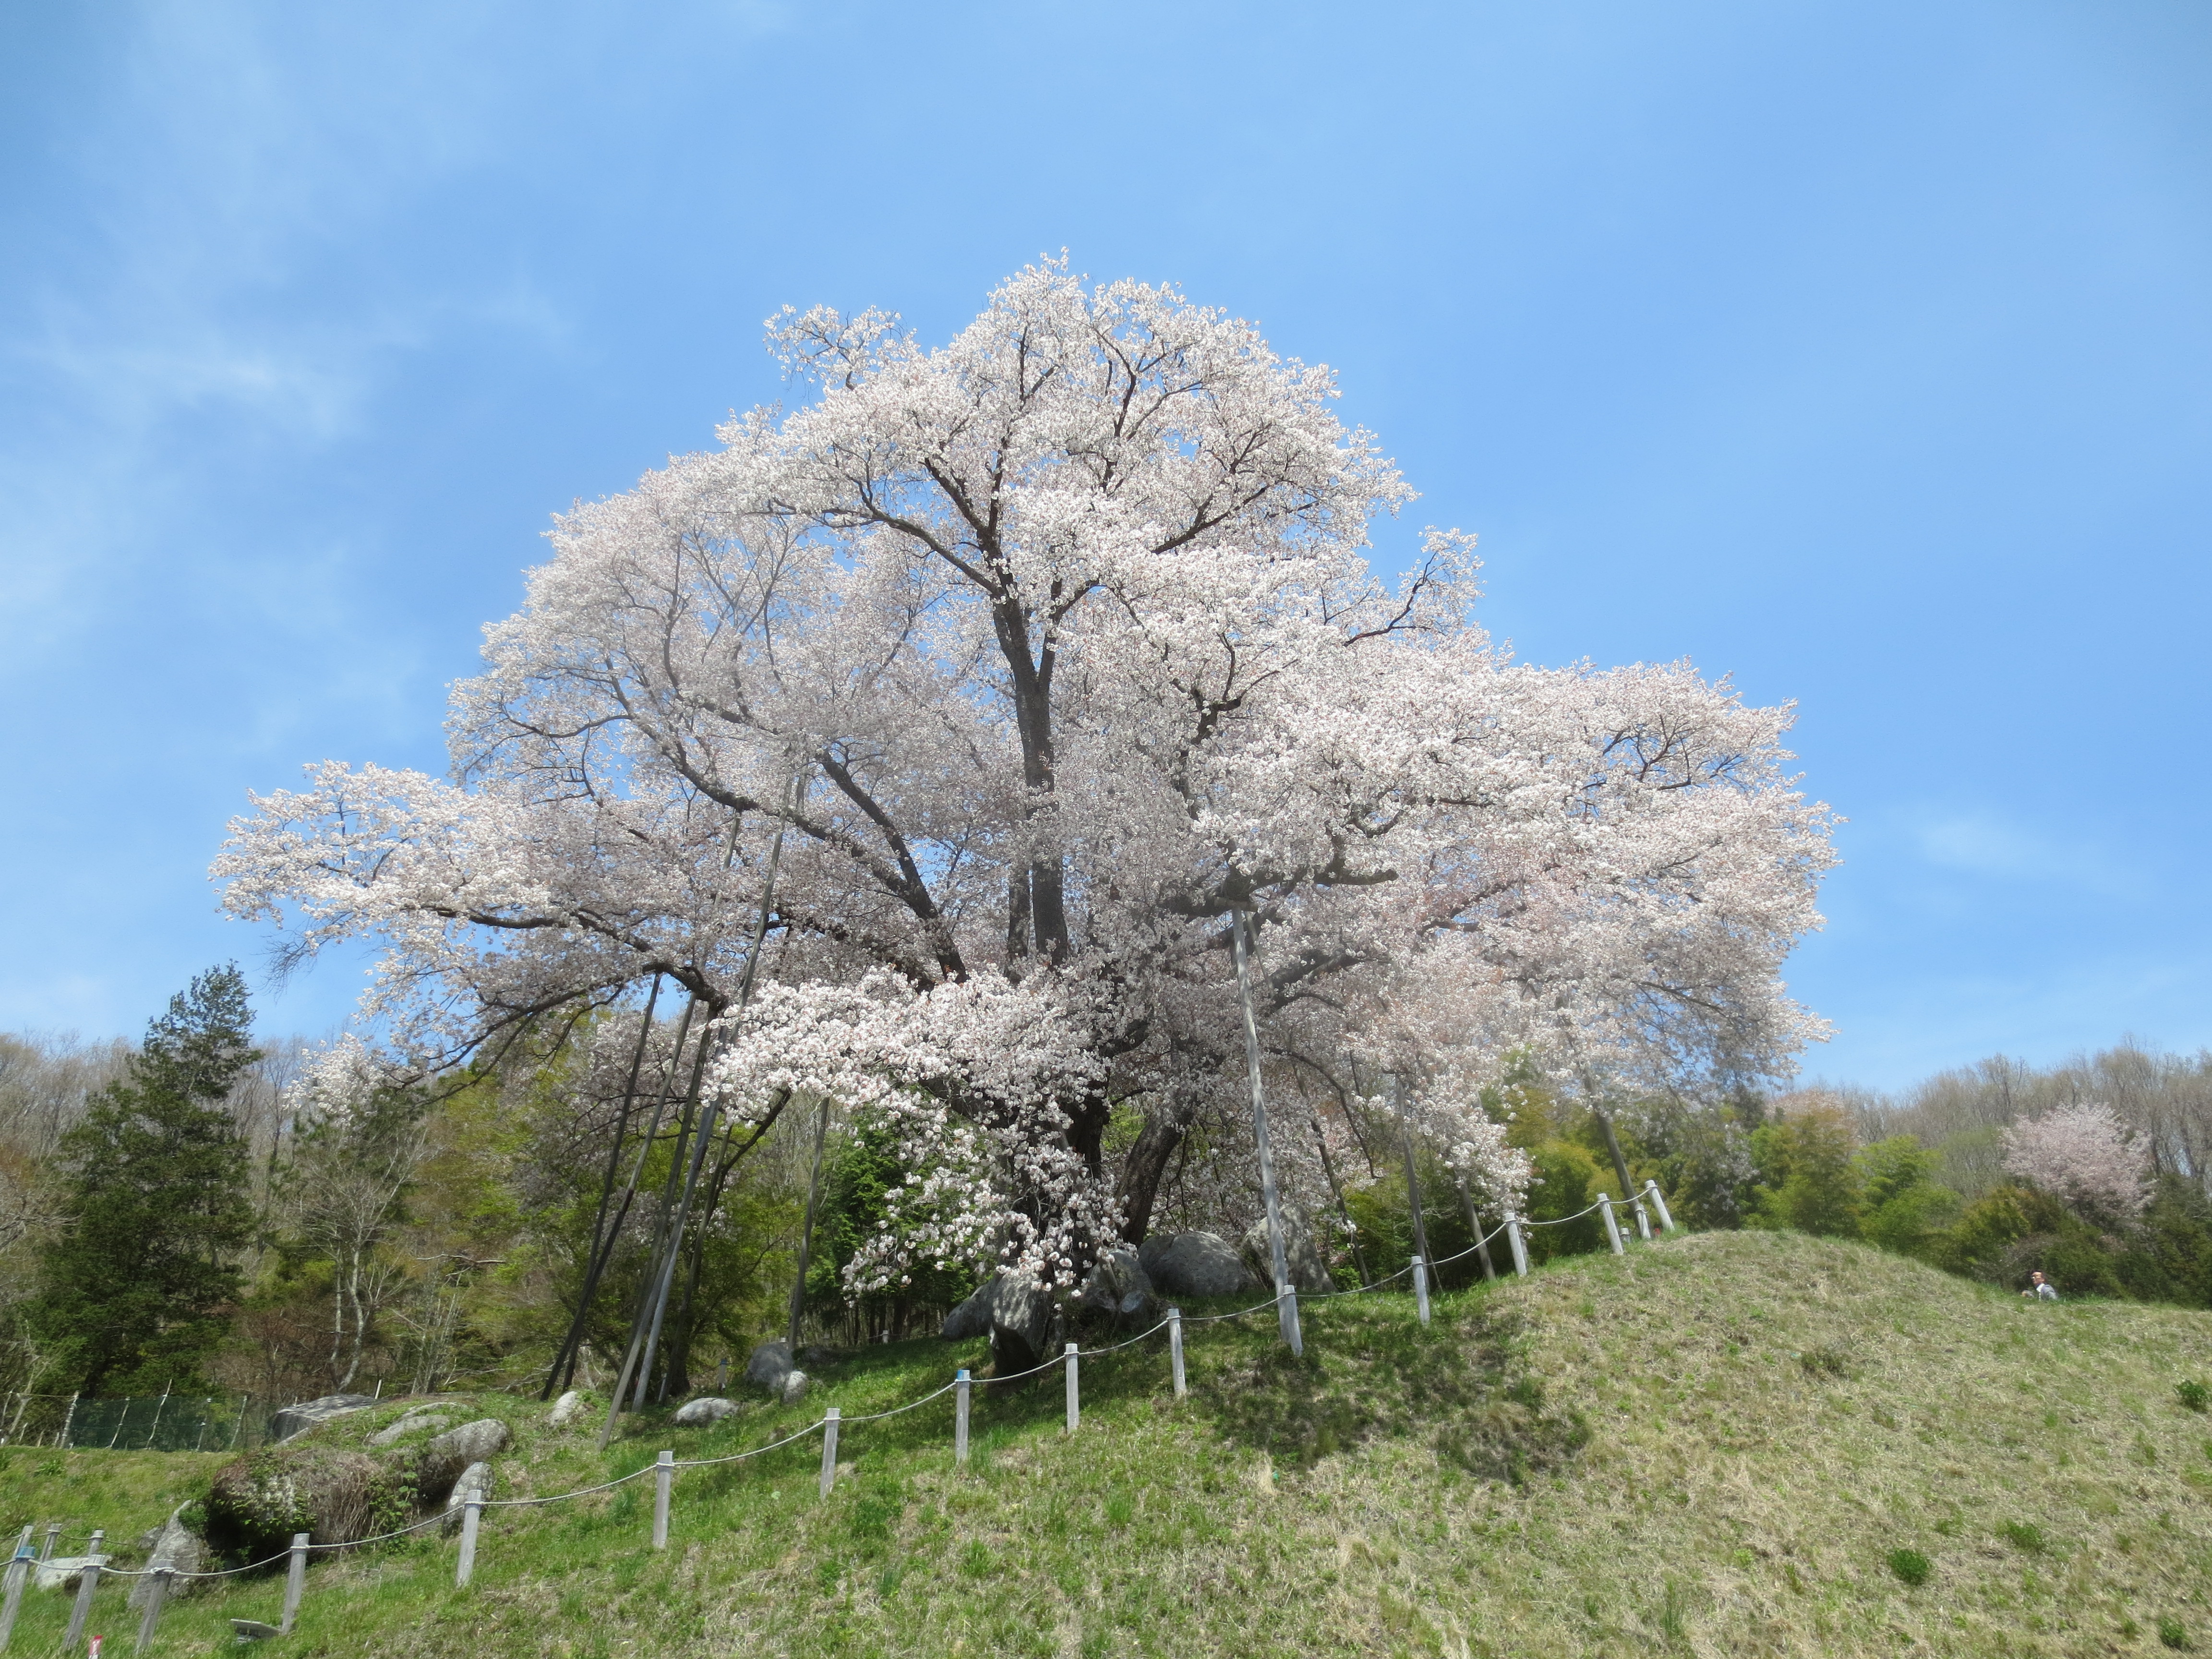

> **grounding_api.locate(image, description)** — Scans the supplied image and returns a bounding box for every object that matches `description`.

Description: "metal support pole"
[953,1371,970,1466]
[1598,1193,1624,1254]
[652,1450,673,1549]
[1645,1180,1676,1232]
[1412,1255,1430,1325]
[133,1568,170,1655]
[1230,911,1302,1356]
[818,1408,840,1498]
[59,1393,78,1449]
[1064,1344,1080,1433]
[1505,1213,1529,1277]
[1167,1309,1186,1398]
[38,1523,60,1563]
[455,1500,481,1587]
[64,1532,103,1650]
[0,1526,33,1651]
[281,1533,308,1634]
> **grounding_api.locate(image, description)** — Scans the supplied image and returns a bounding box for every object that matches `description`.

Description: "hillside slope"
[3,1231,2209,1658]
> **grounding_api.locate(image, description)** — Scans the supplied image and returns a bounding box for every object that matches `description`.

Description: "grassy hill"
[4,1230,2211,1657]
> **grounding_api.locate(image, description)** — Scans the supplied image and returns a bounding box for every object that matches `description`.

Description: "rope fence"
[2,1181,1676,1652]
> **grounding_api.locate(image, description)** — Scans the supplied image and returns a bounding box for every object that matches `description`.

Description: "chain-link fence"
[0,1392,277,1452]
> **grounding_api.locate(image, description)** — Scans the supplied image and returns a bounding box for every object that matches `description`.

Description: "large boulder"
[441,1461,494,1532]
[1139,1231,1258,1298]
[204,1446,405,1562]
[34,1555,108,1593]
[367,1406,450,1447]
[128,1505,206,1609]
[941,1279,996,1341]
[672,1396,743,1427]
[270,1394,378,1443]
[1238,1207,1335,1294]
[743,1338,795,1397]
[989,1276,1057,1374]
[780,1370,811,1405]
[415,1419,512,1504]
[546,1390,588,1428]
[1080,1248,1159,1325]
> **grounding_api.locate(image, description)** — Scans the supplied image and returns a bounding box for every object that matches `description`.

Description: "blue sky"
[3,0,2206,1090]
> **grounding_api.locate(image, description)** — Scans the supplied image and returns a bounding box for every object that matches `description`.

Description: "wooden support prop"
[1505,1214,1529,1277]
[1412,1255,1430,1325]
[64,1530,103,1650]
[953,1371,971,1466]
[1064,1344,1080,1433]
[1167,1309,1186,1398]
[1230,911,1302,1357]
[0,1524,34,1651]
[818,1409,840,1498]
[1645,1180,1676,1232]
[281,1533,308,1634]
[652,1450,673,1549]
[455,1499,481,1588]
[1598,1193,1624,1254]
[133,1567,170,1655]
[59,1393,79,1450]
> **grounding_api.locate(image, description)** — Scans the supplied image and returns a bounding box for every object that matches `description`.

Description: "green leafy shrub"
[1999,1520,2045,1553]
[1886,1548,1931,1587]
[2161,1615,2190,1650]
[2176,1381,2209,1413]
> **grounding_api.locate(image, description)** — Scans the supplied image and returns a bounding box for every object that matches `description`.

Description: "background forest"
[4,965,2208,1422]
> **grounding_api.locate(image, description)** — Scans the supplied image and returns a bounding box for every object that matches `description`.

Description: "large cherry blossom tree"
[217,262,1835,1296]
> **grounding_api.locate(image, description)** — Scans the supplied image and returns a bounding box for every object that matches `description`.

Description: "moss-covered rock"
[203,1445,413,1563]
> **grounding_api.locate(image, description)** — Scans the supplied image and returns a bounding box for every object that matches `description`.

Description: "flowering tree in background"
[217,262,1835,1295]
[2001,1102,2152,1221]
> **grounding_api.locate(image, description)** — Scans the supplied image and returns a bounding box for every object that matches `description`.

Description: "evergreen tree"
[29,965,259,1395]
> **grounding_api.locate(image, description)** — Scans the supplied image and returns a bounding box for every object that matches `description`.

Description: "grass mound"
[3,1230,2210,1656]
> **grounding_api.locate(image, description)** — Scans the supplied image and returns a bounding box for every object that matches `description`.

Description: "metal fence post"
[818,1408,840,1498]
[0,1524,35,1651]
[59,1393,79,1449]
[281,1532,308,1633]
[1598,1193,1624,1254]
[953,1371,971,1466]
[1629,1186,1653,1241]
[1645,1180,1676,1233]
[1412,1255,1430,1325]
[64,1530,102,1650]
[1064,1344,1080,1433]
[651,1450,673,1549]
[1505,1213,1529,1277]
[133,1566,170,1654]
[1167,1309,1186,1398]
[455,1499,481,1587]
[38,1523,60,1563]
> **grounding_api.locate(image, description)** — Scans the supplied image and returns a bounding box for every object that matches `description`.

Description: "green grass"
[4,1230,2212,1655]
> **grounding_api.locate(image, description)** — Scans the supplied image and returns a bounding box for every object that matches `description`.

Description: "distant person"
[2021,1271,2058,1301]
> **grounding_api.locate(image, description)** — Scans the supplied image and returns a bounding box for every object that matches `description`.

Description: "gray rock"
[743,1338,794,1397]
[1081,1247,1160,1324]
[441,1460,494,1532]
[988,1275,1057,1374]
[270,1393,378,1443]
[780,1370,810,1405]
[1238,1207,1335,1294]
[671,1396,743,1427]
[546,1389,586,1428]
[231,1619,282,1641]
[1138,1230,1259,1298]
[33,1555,108,1593]
[367,1407,451,1447]
[416,1418,512,1503]
[941,1278,997,1341]
[129,1505,206,1609]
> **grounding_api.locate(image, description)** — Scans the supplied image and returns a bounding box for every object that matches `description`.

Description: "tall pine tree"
[30,965,259,1395]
